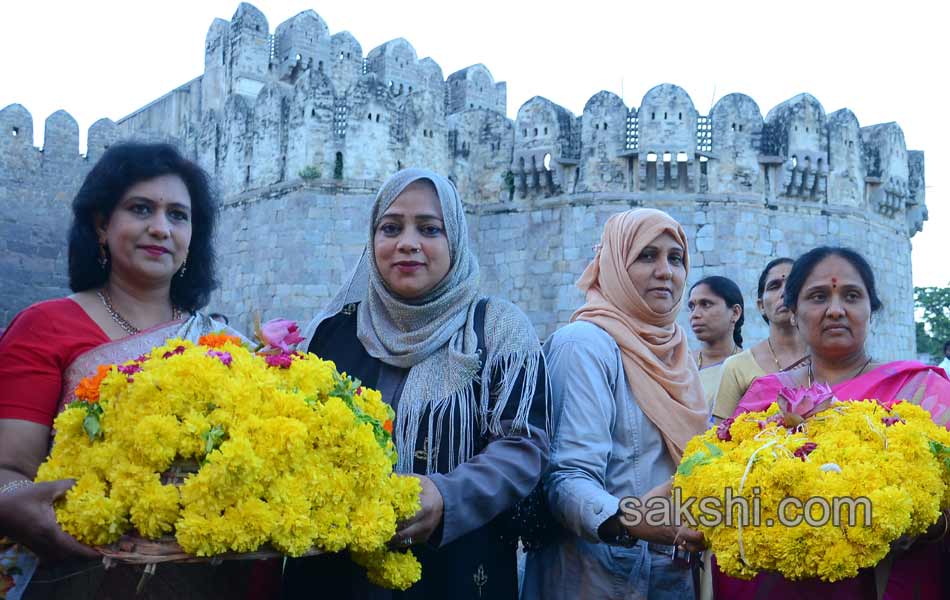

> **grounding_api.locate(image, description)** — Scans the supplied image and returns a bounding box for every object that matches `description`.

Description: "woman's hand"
[3,479,99,561]
[391,475,444,547]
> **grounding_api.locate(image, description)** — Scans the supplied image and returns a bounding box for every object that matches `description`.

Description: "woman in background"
[711,258,806,422]
[687,276,744,411]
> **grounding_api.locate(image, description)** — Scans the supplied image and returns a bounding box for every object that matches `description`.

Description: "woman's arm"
[0,419,98,560]
[409,357,550,548]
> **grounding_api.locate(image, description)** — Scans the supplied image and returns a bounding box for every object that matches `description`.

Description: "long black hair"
[690,275,745,347]
[757,257,794,323]
[68,142,217,313]
[784,247,883,314]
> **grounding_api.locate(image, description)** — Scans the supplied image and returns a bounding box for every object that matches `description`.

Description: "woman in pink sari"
[715,246,950,600]
[0,143,254,599]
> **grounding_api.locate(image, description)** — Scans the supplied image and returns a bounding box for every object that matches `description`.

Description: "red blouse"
[0,298,109,426]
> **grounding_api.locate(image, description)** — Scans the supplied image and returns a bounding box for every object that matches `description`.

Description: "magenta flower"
[716,417,734,441]
[265,352,294,369]
[117,364,142,376]
[794,442,818,461]
[259,319,305,352]
[162,345,186,359]
[882,415,905,427]
[206,350,233,367]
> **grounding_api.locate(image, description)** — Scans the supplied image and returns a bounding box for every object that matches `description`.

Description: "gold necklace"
[698,344,739,369]
[97,290,181,336]
[767,338,783,370]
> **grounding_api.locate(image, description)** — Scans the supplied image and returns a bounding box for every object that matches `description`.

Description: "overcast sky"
[2,0,946,287]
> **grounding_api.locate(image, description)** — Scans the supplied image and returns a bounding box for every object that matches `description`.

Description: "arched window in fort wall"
[334,152,344,180]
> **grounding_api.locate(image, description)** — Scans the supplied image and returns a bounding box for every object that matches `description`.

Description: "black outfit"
[282,301,549,600]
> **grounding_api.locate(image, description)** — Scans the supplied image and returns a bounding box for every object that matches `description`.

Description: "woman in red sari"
[716,246,950,600]
[0,143,253,599]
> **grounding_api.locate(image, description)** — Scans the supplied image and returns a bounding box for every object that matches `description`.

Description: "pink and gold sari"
[713,360,950,600]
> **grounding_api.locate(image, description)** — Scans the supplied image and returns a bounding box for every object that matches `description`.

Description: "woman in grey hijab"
[283,168,549,600]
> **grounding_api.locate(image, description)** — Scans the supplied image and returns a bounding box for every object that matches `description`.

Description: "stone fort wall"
[0,2,927,361]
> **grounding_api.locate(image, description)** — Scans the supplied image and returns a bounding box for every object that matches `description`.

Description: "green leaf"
[83,412,101,441]
[201,425,226,455]
[677,442,724,476]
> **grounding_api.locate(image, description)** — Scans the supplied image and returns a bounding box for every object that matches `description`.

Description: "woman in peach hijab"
[523,208,707,600]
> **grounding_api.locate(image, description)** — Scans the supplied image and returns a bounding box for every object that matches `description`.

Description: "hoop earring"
[98,243,109,270]
[178,256,188,278]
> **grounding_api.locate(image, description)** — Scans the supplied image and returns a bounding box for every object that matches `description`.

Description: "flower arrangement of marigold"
[673,396,950,582]
[36,330,420,590]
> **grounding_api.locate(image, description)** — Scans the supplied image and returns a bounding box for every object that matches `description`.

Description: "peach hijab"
[571,208,707,462]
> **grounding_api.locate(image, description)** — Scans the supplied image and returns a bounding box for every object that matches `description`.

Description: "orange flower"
[198,332,244,349]
[74,364,112,403]
[383,419,393,434]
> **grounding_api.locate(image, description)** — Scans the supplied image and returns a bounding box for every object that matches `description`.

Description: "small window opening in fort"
[806,127,810,133]
[543,153,552,170]
[651,112,656,120]
[848,140,854,148]
[470,104,474,108]
[700,160,707,175]
[347,52,351,59]
[312,108,316,117]
[738,124,743,132]
[595,124,600,130]
[334,152,344,179]
[368,113,372,120]
[663,152,672,162]
[678,112,682,120]
[647,152,658,163]
[399,83,404,94]
[603,122,607,130]
[376,114,380,123]
[544,127,548,135]
[523,129,528,137]
[731,123,736,131]
[11,127,18,137]
[676,152,688,162]
[397,161,403,170]
[409,86,413,93]
[533,128,538,136]
[663,112,667,120]
[318,61,323,70]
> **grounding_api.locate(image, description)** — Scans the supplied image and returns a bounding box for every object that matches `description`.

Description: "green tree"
[915,285,950,360]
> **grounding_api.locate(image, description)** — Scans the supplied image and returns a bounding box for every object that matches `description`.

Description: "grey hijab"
[302,168,542,473]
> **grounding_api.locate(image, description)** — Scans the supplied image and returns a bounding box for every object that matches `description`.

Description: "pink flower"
[206,350,233,367]
[716,417,734,441]
[265,352,294,369]
[259,319,305,352]
[777,383,835,421]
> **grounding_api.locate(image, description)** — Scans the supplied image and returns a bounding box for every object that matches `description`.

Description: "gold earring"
[98,242,109,270]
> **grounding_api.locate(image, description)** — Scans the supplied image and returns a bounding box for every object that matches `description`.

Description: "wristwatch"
[599,514,639,548]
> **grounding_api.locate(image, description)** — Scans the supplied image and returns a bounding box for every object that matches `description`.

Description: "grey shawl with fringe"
[301,168,542,474]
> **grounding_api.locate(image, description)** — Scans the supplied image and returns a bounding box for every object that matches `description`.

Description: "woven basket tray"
[99,534,323,565]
